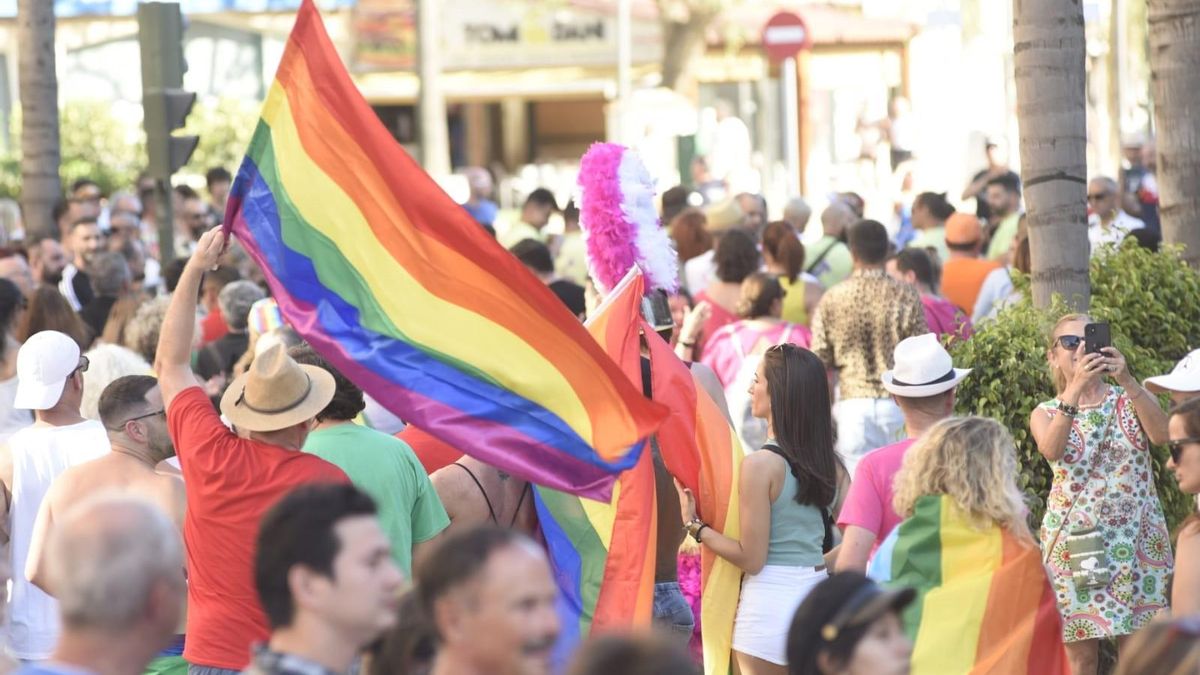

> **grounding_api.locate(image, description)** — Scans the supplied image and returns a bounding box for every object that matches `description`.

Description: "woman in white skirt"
[681,344,842,674]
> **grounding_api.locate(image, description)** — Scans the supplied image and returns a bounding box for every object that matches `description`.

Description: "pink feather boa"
[577,142,678,295]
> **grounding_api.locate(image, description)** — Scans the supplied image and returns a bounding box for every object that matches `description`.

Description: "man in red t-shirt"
[156,228,349,673]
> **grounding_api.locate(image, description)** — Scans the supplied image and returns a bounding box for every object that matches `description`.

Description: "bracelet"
[679,340,696,348]
[692,524,709,543]
[1056,400,1079,417]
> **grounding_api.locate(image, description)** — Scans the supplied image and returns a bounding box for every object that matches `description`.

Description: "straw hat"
[704,198,744,233]
[220,344,335,432]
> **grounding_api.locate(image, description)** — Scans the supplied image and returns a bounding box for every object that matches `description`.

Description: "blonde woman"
[1030,313,1171,675]
[869,417,1068,674]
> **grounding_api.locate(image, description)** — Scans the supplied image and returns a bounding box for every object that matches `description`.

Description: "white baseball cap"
[14,331,82,410]
[1145,349,1200,394]
[882,333,972,398]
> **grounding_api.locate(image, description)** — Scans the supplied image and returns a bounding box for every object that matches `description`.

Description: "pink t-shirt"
[836,438,915,552]
[922,294,973,342]
[700,321,812,388]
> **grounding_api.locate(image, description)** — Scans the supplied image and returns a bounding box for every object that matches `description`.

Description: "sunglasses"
[1168,437,1200,464]
[110,408,166,431]
[1086,193,1111,202]
[1055,335,1083,351]
[73,355,89,375]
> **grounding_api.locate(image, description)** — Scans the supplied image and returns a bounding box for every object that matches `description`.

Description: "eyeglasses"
[1086,193,1111,202]
[1055,335,1083,351]
[110,408,165,432]
[73,356,89,375]
[1168,437,1200,464]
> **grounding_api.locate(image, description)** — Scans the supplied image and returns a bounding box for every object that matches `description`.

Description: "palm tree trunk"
[1149,0,1200,269]
[16,0,61,240]
[657,1,719,99]
[1013,0,1091,310]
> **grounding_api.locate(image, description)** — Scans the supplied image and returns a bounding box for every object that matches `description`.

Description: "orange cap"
[945,212,983,246]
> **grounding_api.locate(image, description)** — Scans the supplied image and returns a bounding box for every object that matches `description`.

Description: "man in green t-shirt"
[290,345,449,575]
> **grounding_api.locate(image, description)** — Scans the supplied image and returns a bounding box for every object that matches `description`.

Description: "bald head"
[783,198,812,230]
[46,494,184,631]
[821,201,856,239]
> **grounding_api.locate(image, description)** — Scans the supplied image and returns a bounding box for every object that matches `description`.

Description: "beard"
[41,268,63,285]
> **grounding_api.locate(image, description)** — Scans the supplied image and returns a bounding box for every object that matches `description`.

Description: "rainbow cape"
[223,0,667,499]
[534,270,657,657]
[869,495,1068,675]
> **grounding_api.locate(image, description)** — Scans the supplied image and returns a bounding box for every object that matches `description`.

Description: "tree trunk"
[658,4,718,99]
[1148,0,1200,269]
[1013,0,1091,310]
[16,0,60,240]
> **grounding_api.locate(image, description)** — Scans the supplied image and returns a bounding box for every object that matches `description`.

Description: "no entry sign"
[762,11,811,63]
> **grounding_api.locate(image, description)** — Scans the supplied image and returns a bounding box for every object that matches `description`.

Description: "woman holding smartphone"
[1031,313,1173,675]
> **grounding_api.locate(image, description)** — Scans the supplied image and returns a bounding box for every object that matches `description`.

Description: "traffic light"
[138,2,197,179]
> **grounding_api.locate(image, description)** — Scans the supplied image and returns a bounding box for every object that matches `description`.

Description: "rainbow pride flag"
[223,0,667,499]
[642,326,744,675]
[535,269,657,651]
[869,495,1068,675]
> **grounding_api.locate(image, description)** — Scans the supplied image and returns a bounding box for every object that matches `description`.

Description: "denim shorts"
[653,581,696,643]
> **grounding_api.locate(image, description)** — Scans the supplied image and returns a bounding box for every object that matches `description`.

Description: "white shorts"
[732,564,828,665]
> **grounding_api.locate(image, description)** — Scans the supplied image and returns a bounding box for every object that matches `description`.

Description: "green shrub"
[951,240,1200,532]
[0,96,259,200]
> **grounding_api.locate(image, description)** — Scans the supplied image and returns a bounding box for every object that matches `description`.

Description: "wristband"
[1056,399,1079,417]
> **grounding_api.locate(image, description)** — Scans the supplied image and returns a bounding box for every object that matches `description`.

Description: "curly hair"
[892,416,1032,541]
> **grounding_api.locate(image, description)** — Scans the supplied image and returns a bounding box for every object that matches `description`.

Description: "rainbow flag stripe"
[534,270,657,658]
[642,328,743,675]
[869,495,1068,675]
[224,0,666,499]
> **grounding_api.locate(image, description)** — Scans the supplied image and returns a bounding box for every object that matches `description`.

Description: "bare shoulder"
[430,463,469,498]
[742,449,786,478]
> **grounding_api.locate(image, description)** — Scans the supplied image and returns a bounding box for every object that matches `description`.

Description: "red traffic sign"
[762,11,811,63]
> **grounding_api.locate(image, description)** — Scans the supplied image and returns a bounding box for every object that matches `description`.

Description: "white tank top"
[6,420,109,660]
[0,376,32,443]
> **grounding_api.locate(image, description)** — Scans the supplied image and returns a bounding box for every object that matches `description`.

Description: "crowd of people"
[0,133,1191,675]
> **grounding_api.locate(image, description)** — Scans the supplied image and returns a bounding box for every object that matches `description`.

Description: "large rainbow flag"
[868,495,1068,675]
[535,270,657,656]
[223,0,667,499]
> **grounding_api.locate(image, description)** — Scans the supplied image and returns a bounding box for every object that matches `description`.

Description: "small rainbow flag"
[223,0,667,499]
[869,495,1068,675]
[535,269,657,653]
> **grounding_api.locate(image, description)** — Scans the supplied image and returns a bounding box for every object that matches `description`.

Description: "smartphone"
[1085,322,1111,355]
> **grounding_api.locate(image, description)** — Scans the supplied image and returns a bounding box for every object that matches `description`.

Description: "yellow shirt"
[777,275,809,326]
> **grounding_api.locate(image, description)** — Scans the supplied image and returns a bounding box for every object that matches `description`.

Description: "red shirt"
[168,387,349,670]
[396,425,461,475]
[199,310,229,346]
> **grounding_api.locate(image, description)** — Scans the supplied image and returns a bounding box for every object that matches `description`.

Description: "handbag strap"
[1042,395,1117,563]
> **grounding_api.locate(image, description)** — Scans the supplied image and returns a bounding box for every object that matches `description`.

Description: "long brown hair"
[17,286,91,350]
[1170,398,1200,538]
[762,221,805,283]
[667,209,713,264]
[763,345,841,507]
[100,293,147,347]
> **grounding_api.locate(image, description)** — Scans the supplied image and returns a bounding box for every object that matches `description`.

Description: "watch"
[1056,399,1080,417]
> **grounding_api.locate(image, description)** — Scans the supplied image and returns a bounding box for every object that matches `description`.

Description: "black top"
[195,331,249,381]
[549,279,586,319]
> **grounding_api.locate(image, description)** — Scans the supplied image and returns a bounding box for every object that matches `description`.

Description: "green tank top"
[766,457,827,567]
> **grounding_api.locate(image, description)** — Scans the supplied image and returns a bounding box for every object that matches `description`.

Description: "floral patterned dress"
[1038,386,1173,642]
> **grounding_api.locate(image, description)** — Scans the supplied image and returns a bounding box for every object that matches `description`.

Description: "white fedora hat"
[1145,349,1200,395]
[882,333,971,398]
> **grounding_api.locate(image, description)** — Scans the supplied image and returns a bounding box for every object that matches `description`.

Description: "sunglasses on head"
[1056,335,1084,351]
[1168,437,1200,464]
